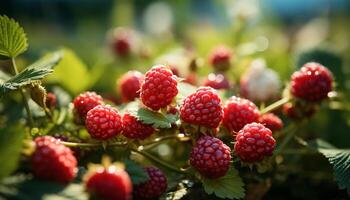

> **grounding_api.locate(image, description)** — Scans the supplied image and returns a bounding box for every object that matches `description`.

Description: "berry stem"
[260,97,290,114]
[60,141,127,148]
[11,58,34,128]
[142,134,190,150]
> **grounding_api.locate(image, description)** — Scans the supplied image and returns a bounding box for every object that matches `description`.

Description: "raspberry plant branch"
[60,141,128,148]
[142,134,191,150]
[260,97,290,115]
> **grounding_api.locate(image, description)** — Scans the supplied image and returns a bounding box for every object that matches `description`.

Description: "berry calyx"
[118,70,144,102]
[73,91,103,119]
[259,113,283,132]
[190,136,231,179]
[203,73,230,90]
[85,105,123,140]
[223,96,260,132]
[234,123,276,163]
[134,167,168,200]
[122,113,155,140]
[291,62,333,102]
[140,65,178,111]
[31,136,77,183]
[180,87,223,129]
[208,45,232,71]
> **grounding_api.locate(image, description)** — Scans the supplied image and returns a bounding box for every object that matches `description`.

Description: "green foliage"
[124,159,149,184]
[0,70,10,84]
[0,51,62,97]
[200,167,245,199]
[0,15,28,58]
[0,124,25,181]
[130,108,178,129]
[177,82,197,105]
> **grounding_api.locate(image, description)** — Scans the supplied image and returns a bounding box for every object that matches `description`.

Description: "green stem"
[260,97,290,114]
[143,134,190,150]
[11,58,34,128]
[60,141,127,148]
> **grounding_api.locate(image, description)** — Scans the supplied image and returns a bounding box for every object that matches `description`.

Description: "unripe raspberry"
[259,113,283,132]
[203,73,230,90]
[134,167,168,199]
[180,87,223,129]
[240,59,280,102]
[85,105,123,140]
[209,45,232,71]
[140,65,178,110]
[46,92,57,109]
[223,96,260,132]
[73,91,103,119]
[234,123,276,162]
[118,71,144,102]
[122,113,155,140]
[190,136,231,179]
[85,165,132,200]
[32,136,77,183]
[291,62,333,102]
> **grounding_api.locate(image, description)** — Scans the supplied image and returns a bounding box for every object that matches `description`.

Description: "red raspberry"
[223,96,260,132]
[134,167,168,199]
[85,105,123,140]
[203,73,230,90]
[291,62,333,101]
[122,113,155,139]
[259,113,283,132]
[85,166,132,200]
[46,92,57,109]
[140,65,178,110]
[234,123,276,162]
[73,91,103,119]
[209,45,232,71]
[190,136,231,179]
[110,29,131,57]
[180,87,223,129]
[169,66,179,77]
[118,71,144,102]
[31,136,77,183]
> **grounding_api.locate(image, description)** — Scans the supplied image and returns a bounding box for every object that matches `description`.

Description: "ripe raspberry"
[209,45,232,71]
[85,165,132,200]
[259,113,283,132]
[291,62,333,101]
[203,73,230,90]
[31,136,77,183]
[180,87,223,129]
[122,113,155,139]
[85,105,123,140]
[134,167,168,199]
[118,71,144,102]
[140,65,178,110]
[223,96,260,132]
[190,136,231,179]
[109,28,132,57]
[234,123,276,162]
[73,91,103,119]
[46,92,57,109]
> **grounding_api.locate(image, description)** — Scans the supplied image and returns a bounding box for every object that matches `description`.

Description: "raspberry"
[282,102,316,120]
[203,73,230,90]
[209,45,232,71]
[118,71,144,102]
[180,87,223,129]
[31,136,77,183]
[259,113,283,132]
[110,28,132,57]
[46,92,57,109]
[122,113,155,139]
[169,66,179,77]
[190,136,231,179]
[140,65,178,110]
[291,62,333,101]
[223,96,260,132]
[85,165,132,200]
[234,123,276,162]
[134,167,168,199]
[85,105,123,140]
[73,91,103,119]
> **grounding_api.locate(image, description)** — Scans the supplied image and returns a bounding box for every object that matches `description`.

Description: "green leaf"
[200,167,245,199]
[0,15,28,58]
[46,48,90,95]
[124,160,149,184]
[131,108,178,129]
[176,82,197,105]
[0,124,25,180]
[0,51,62,96]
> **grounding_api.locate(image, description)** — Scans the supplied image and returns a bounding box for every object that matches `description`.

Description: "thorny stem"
[11,58,34,128]
[260,97,290,114]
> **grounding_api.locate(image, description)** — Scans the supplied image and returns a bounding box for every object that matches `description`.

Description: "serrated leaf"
[0,15,28,58]
[0,124,25,180]
[124,160,149,184]
[131,108,178,129]
[200,167,245,199]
